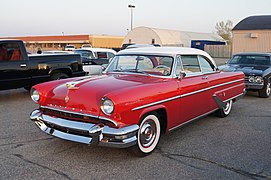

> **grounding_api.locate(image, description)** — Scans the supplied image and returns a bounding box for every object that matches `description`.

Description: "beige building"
[0,34,124,52]
[232,15,271,54]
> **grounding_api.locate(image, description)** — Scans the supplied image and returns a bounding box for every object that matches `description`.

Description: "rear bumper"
[30,110,139,148]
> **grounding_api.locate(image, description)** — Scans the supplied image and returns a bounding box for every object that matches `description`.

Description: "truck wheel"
[259,79,271,98]
[51,73,69,80]
[214,99,233,118]
[130,112,161,157]
[24,86,31,91]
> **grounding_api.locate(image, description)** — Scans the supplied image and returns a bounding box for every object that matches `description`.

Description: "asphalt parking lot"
[0,58,271,180]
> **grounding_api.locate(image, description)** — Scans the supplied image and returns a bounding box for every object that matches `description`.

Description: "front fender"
[49,66,72,75]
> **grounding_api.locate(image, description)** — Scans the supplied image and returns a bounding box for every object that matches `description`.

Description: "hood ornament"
[66,82,79,90]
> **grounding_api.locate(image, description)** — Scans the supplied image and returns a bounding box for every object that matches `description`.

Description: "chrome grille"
[40,106,117,127]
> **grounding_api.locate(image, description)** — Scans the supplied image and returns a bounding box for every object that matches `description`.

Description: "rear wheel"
[50,73,69,80]
[259,79,271,98]
[130,113,161,157]
[214,99,233,118]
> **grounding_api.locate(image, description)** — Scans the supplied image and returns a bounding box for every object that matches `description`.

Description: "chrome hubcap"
[223,100,232,114]
[266,81,271,95]
[139,121,156,148]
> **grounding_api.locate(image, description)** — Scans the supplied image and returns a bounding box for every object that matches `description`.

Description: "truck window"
[0,42,22,61]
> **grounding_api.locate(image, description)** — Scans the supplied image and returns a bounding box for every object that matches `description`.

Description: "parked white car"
[64,45,76,51]
[81,44,92,48]
[74,48,116,75]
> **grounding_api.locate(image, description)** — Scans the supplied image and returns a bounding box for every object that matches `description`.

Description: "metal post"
[128,5,135,31]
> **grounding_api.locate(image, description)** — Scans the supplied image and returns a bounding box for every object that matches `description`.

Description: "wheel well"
[142,108,167,134]
[155,108,167,134]
[50,69,71,77]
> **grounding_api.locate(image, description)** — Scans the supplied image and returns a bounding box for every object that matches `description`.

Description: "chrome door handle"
[20,64,27,68]
[202,76,208,80]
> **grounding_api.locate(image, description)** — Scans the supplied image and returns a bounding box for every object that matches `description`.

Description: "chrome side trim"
[169,109,218,132]
[132,95,182,111]
[132,79,244,111]
[181,79,244,98]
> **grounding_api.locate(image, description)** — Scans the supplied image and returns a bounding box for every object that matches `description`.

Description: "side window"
[198,56,215,73]
[97,52,107,58]
[0,42,22,61]
[108,52,115,59]
[181,55,200,73]
[175,55,183,75]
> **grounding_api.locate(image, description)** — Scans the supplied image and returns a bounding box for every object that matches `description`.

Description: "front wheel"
[214,99,233,118]
[130,113,161,157]
[259,79,271,98]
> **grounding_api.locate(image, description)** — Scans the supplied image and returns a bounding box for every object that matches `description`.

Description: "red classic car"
[30,47,245,156]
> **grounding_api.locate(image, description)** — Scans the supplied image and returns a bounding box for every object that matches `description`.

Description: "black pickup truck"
[0,40,86,91]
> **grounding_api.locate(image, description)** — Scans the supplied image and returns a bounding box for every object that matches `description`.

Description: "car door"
[197,55,220,111]
[173,55,211,127]
[0,42,30,90]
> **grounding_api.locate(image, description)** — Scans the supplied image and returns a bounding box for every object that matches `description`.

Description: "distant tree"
[215,20,233,44]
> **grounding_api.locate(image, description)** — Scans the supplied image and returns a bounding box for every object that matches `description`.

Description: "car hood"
[38,74,167,117]
[219,64,270,76]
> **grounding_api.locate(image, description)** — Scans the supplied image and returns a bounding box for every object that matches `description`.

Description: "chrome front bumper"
[245,83,264,90]
[30,110,139,148]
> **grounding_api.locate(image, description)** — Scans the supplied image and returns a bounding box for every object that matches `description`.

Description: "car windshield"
[229,55,271,65]
[106,55,174,76]
[74,50,95,59]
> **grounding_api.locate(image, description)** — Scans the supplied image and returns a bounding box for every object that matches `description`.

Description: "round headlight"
[255,76,263,84]
[101,98,114,115]
[31,89,40,103]
[248,76,255,83]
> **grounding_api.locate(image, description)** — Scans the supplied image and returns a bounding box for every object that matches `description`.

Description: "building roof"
[233,15,271,31]
[123,26,225,47]
[1,35,89,41]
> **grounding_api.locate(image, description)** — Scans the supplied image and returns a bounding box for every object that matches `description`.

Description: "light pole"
[128,4,135,31]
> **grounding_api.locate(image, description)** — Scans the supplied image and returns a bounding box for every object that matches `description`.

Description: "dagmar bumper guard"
[30,110,139,148]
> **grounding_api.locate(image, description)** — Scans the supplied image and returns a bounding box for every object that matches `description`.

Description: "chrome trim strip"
[41,106,118,127]
[41,106,99,119]
[169,109,218,132]
[132,95,182,111]
[98,116,118,127]
[108,72,175,79]
[132,79,244,111]
[224,92,244,102]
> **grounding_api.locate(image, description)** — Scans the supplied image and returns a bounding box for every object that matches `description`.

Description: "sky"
[1,0,271,37]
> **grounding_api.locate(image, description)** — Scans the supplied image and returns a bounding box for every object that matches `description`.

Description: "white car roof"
[80,47,116,54]
[117,47,216,66]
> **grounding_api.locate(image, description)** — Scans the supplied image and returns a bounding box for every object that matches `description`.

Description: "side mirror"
[101,64,108,71]
[177,71,186,80]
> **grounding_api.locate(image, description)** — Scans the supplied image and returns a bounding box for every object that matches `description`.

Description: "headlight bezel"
[30,88,40,103]
[100,97,114,115]
[248,76,263,84]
